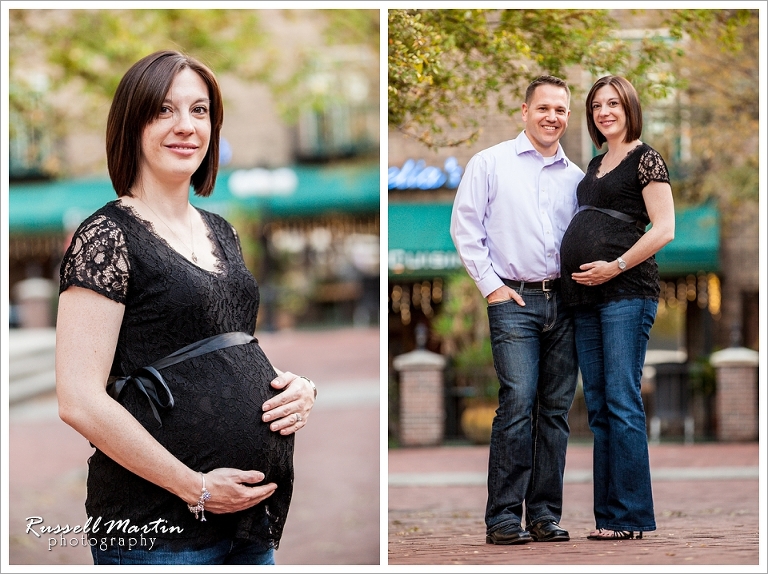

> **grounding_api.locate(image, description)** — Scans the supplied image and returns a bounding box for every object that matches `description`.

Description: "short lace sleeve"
[638,147,670,187]
[59,214,130,304]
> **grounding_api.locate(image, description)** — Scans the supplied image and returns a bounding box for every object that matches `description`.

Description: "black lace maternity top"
[560,143,670,307]
[59,200,293,550]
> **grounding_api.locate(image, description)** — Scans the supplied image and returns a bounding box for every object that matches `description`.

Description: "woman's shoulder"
[70,200,128,236]
[60,200,131,302]
[635,143,670,183]
[80,199,120,218]
[634,142,666,163]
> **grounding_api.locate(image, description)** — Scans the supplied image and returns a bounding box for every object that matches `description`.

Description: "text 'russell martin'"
[26,515,185,552]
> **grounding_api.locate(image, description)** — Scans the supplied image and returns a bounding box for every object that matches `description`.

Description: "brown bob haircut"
[106,50,223,197]
[585,75,643,148]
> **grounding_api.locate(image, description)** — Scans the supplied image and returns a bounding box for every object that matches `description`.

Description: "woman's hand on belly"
[571,259,620,287]
[196,468,277,514]
[262,371,316,435]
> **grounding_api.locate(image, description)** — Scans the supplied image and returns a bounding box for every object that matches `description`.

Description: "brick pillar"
[393,349,446,447]
[13,278,56,328]
[710,347,759,441]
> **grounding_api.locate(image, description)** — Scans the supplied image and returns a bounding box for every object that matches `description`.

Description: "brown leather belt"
[502,278,560,292]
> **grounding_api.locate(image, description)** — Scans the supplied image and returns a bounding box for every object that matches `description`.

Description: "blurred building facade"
[8,9,380,331]
[387,24,759,443]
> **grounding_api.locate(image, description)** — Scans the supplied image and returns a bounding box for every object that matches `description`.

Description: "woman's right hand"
[191,468,277,514]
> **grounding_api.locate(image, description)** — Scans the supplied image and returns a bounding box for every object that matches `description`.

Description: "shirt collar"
[515,130,570,167]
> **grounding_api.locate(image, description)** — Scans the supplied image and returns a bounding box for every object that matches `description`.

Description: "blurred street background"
[8,325,380,566]
[9,8,380,334]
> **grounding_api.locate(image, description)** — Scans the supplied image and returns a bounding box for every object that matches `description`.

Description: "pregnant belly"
[121,344,294,484]
[561,212,620,274]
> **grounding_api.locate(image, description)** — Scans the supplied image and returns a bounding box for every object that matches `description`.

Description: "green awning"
[9,162,380,233]
[388,202,463,277]
[655,203,720,276]
[388,201,720,278]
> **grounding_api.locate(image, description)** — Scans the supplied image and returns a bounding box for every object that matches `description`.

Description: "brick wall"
[398,368,445,447]
[715,366,759,441]
[718,202,760,349]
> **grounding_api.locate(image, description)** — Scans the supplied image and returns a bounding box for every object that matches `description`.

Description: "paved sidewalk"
[7,326,381,566]
[389,441,763,567]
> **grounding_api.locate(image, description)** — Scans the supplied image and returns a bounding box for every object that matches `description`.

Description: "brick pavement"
[389,442,763,566]
[6,326,381,566]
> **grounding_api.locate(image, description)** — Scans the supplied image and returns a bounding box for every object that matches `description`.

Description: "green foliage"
[452,339,497,401]
[9,8,379,176]
[432,273,490,358]
[664,9,758,208]
[318,8,380,47]
[388,8,752,149]
[226,208,265,278]
[432,273,497,399]
[10,9,269,107]
[270,9,380,124]
[664,8,753,49]
[453,337,493,371]
[688,355,716,397]
[388,373,400,444]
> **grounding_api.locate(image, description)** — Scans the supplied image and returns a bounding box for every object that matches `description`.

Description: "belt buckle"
[542,280,552,292]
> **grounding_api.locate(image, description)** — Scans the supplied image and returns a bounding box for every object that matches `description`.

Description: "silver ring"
[296,413,302,423]
[588,281,593,285]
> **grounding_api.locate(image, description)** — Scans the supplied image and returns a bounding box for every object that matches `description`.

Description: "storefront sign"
[388,157,463,190]
[228,167,299,197]
[388,248,463,274]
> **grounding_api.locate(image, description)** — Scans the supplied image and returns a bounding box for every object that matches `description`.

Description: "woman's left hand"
[262,372,316,435]
[572,260,619,287]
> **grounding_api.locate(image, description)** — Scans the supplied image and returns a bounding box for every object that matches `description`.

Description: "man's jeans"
[574,298,658,532]
[484,287,577,533]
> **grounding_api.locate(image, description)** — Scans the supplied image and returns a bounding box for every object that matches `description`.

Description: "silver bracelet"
[298,376,317,400]
[187,472,211,522]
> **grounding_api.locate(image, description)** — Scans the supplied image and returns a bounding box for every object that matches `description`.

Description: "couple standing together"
[450,74,675,544]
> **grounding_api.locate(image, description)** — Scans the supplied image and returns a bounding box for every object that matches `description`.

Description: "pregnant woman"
[560,75,675,541]
[55,50,316,565]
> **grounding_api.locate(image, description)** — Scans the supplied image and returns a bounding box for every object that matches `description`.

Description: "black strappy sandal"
[587,529,643,540]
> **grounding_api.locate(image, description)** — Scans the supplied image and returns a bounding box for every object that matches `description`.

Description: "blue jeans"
[91,538,275,565]
[574,298,658,532]
[485,288,578,533]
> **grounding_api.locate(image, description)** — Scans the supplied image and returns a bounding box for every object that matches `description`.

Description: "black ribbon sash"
[577,205,647,232]
[106,331,257,426]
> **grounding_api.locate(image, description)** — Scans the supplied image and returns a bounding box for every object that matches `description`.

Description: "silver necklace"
[138,197,198,263]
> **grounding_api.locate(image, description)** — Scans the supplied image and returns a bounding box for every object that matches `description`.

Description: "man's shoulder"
[473,138,519,161]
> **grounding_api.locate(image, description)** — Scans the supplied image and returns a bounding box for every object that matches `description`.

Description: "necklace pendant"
[192,253,198,263]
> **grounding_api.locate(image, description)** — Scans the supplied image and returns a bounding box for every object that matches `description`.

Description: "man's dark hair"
[525,75,571,106]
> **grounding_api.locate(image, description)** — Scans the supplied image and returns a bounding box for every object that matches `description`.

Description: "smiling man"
[450,75,584,546]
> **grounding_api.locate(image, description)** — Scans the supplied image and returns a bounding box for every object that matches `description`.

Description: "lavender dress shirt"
[450,130,584,298]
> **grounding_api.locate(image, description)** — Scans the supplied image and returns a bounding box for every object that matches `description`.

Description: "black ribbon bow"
[106,331,257,427]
